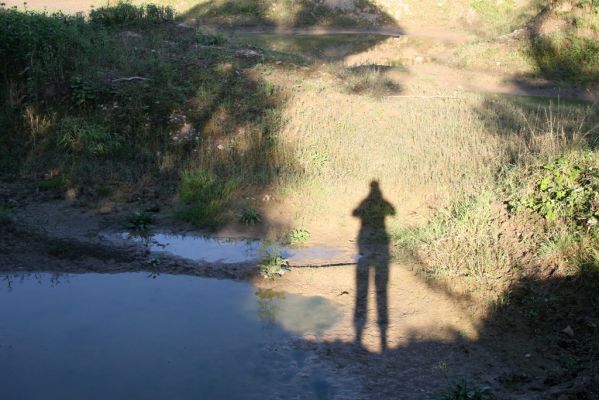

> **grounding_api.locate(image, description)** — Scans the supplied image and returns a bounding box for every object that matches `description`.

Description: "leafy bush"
[259,253,290,280]
[69,76,97,107]
[0,8,98,101]
[288,228,310,246]
[179,170,237,229]
[89,2,175,27]
[511,155,599,228]
[127,211,154,231]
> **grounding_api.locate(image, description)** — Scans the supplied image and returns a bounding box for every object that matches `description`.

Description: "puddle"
[119,232,358,265]
[0,273,342,400]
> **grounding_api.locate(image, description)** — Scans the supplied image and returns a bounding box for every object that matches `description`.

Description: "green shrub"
[511,155,599,228]
[127,211,154,232]
[288,228,310,246]
[259,253,290,280]
[89,2,175,27]
[0,8,97,101]
[69,76,97,107]
[179,170,237,229]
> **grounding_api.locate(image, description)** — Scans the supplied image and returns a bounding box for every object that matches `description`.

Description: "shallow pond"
[0,273,342,400]
[120,232,358,265]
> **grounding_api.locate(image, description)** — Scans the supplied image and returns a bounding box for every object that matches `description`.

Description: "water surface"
[0,273,341,400]
[121,232,358,265]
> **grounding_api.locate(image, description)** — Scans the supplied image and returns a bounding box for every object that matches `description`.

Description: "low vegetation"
[288,228,310,246]
[238,206,262,225]
[437,381,493,400]
[259,252,290,280]
[453,1,599,84]
[127,210,154,232]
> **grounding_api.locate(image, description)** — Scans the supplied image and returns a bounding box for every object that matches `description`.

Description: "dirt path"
[222,28,597,101]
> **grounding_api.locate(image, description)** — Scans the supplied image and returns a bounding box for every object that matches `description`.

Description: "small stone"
[525,353,531,358]
[562,326,575,337]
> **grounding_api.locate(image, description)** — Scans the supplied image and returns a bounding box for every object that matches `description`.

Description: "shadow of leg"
[375,260,389,352]
[354,259,369,348]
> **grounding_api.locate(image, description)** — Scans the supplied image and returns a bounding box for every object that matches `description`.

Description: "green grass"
[238,206,262,225]
[178,170,237,229]
[531,34,599,83]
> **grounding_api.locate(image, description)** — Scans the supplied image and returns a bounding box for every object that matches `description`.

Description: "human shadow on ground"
[352,180,395,351]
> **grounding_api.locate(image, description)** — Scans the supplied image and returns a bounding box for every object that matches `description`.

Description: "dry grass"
[261,66,598,235]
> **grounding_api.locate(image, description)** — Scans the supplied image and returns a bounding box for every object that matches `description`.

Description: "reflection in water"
[256,288,285,326]
[0,273,340,400]
[119,232,356,265]
[352,180,396,351]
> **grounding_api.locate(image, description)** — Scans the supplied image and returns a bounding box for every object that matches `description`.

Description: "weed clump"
[259,253,290,280]
[288,228,310,246]
[127,211,154,232]
[511,155,599,228]
[238,206,262,225]
[178,170,237,230]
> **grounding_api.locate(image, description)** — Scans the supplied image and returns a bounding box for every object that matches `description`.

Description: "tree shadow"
[181,0,396,29]
[507,2,599,99]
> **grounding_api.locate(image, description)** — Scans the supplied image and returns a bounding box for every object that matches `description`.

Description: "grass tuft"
[178,170,237,230]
